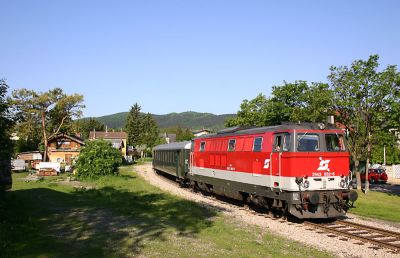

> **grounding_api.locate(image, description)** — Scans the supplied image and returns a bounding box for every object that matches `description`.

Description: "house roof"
[48,133,85,145]
[89,131,127,140]
[192,129,212,134]
[159,133,176,142]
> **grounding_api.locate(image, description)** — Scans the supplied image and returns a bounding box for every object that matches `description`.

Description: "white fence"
[394,165,400,179]
[385,164,400,180]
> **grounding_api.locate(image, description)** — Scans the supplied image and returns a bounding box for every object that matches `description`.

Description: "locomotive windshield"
[297,133,319,152]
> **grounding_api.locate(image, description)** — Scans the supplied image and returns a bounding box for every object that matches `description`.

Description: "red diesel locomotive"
[153,123,358,219]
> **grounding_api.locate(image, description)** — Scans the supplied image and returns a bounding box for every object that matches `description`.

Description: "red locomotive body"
[189,123,357,219]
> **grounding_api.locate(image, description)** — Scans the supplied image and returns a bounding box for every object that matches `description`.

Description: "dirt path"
[134,163,400,258]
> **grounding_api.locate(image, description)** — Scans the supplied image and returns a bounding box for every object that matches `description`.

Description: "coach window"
[228,139,236,151]
[297,133,319,152]
[253,137,263,152]
[200,141,206,152]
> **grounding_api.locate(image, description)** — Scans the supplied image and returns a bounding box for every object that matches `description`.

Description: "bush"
[76,140,122,179]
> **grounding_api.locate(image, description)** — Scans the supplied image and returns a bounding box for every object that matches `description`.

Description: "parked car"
[360,168,388,184]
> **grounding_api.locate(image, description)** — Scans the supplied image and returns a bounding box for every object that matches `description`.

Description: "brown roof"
[48,133,85,145]
[89,131,127,140]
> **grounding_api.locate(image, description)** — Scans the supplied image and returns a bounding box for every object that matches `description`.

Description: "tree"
[225,81,333,127]
[0,79,13,186]
[141,112,159,152]
[225,93,271,127]
[74,118,105,139]
[328,55,400,193]
[11,88,84,161]
[371,130,400,165]
[125,103,142,147]
[176,126,194,141]
[76,140,122,178]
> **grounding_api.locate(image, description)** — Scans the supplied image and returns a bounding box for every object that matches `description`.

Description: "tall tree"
[11,88,84,161]
[225,93,271,127]
[225,81,333,127]
[329,55,400,193]
[0,79,13,175]
[125,103,143,147]
[141,113,159,151]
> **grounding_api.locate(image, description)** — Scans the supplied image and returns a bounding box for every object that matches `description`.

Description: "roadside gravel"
[134,163,399,258]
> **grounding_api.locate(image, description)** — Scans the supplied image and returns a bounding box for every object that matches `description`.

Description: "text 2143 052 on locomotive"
[152,123,358,219]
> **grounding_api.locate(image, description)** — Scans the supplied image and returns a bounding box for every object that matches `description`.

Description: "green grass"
[1,166,332,258]
[134,157,153,164]
[349,190,400,222]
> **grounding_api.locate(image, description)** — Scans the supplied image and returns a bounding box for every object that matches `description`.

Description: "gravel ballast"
[134,163,399,258]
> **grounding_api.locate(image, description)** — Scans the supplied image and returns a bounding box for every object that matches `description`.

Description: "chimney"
[106,125,108,133]
[94,128,96,139]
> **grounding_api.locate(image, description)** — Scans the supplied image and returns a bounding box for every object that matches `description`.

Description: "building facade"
[47,134,85,165]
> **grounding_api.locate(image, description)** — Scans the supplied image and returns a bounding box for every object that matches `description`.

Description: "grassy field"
[0,166,332,258]
[349,190,400,222]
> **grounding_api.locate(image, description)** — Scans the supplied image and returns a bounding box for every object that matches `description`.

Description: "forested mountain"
[85,111,235,130]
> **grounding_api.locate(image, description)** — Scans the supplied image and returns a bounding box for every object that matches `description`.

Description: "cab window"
[325,134,346,151]
[274,133,290,152]
[297,133,319,152]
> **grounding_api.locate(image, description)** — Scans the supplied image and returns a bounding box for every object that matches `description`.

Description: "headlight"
[303,180,310,189]
[340,180,346,188]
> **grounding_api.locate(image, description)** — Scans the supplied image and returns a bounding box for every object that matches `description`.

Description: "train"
[153,123,358,219]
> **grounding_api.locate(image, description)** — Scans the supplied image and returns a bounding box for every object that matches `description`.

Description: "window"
[228,139,236,151]
[274,133,290,152]
[297,133,319,152]
[200,141,206,152]
[253,137,263,152]
[325,134,346,151]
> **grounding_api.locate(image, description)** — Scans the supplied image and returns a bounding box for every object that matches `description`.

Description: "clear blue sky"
[1,1,399,117]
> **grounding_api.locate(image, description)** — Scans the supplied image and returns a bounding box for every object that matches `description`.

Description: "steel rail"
[303,221,400,253]
[335,220,400,239]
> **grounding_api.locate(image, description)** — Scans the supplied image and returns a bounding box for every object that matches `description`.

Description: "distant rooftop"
[89,131,127,139]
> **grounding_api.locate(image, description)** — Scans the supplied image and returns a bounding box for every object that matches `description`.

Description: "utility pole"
[383,145,386,165]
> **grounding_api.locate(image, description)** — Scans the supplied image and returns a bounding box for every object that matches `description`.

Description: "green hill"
[87,111,236,130]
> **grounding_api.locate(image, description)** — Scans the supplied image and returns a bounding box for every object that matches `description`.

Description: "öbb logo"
[317,157,330,171]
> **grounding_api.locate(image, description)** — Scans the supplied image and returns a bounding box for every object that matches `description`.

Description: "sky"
[1,0,399,117]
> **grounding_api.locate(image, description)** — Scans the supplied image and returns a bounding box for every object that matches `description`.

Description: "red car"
[360,168,388,184]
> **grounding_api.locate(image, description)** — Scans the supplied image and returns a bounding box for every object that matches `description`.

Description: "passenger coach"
[152,141,191,185]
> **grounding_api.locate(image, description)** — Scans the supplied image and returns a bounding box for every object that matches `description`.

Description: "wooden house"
[47,134,85,165]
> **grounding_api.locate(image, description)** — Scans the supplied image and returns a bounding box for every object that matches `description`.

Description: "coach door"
[272,134,282,177]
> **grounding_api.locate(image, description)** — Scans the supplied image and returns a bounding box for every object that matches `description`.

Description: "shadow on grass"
[0,185,217,257]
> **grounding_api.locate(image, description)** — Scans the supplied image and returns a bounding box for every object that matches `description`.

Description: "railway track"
[303,219,400,253]
[156,169,400,254]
